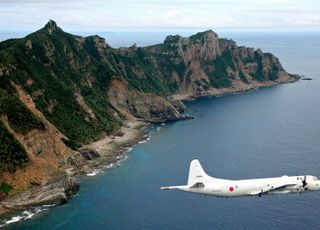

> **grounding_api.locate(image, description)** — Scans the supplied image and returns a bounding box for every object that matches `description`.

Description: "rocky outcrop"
[140,30,299,97]
[168,99,187,113]
[107,79,185,123]
[0,174,79,214]
[160,30,221,62]
[79,149,100,160]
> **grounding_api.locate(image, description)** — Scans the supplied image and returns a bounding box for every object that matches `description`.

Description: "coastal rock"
[168,99,187,113]
[80,149,100,160]
[0,175,79,211]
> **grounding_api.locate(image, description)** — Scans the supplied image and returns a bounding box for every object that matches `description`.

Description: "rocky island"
[0,20,299,216]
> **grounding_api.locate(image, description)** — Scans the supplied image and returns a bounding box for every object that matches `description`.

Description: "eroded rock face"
[168,99,187,113]
[80,150,100,160]
[0,83,81,190]
[163,30,221,62]
[107,79,185,123]
[140,29,298,97]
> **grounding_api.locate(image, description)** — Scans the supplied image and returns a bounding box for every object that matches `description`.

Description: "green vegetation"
[0,182,13,194]
[116,47,181,96]
[268,65,280,81]
[0,88,44,134]
[0,25,123,149]
[239,71,249,84]
[204,51,235,88]
[252,52,265,81]
[83,36,102,60]
[153,45,186,83]
[189,31,209,44]
[0,39,18,51]
[0,120,29,172]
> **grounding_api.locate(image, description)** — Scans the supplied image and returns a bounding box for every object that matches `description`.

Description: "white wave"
[22,210,35,219]
[86,169,100,176]
[161,123,165,126]
[105,163,114,168]
[157,127,161,131]
[2,215,23,226]
[146,136,151,141]
[125,147,133,153]
[42,204,56,208]
[0,206,48,227]
[138,140,146,144]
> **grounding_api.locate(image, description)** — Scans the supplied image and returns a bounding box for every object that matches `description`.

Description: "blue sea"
[2,31,320,229]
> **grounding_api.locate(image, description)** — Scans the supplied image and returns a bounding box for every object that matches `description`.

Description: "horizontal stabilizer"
[160,185,186,190]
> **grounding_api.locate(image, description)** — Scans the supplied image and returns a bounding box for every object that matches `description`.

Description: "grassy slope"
[0,25,122,151]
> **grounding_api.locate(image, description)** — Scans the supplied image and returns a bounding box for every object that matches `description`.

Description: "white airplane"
[161,159,320,197]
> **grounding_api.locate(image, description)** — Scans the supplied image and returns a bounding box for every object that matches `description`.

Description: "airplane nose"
[311,182,320,191]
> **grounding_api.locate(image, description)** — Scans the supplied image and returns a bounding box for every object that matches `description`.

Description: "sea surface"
[2,31,320,229]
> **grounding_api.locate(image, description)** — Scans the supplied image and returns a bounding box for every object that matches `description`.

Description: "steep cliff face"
[0,83,80,189]
[113,30,298,100]
[135,30,297,97]
[107,79,181,122]
[0,20,298,202]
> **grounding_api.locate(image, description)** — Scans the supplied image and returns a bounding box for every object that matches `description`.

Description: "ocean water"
[3,32,320,229]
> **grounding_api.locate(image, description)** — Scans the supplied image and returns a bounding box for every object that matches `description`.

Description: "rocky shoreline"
[172,75,300,101]
[0,77,300,225]
[0,121,149,220]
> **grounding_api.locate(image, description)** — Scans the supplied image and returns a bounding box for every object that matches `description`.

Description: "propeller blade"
[302,176,307,187]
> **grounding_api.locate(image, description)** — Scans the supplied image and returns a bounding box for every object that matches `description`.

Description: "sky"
[0,0,320,32]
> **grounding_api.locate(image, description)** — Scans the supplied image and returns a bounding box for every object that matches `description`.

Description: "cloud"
[0,0,319,31]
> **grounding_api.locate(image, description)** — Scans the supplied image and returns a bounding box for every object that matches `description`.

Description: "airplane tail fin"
[160,159,211,191]
[187,159,209,187]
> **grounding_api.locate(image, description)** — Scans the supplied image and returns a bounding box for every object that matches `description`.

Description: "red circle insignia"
[229,187,234,192]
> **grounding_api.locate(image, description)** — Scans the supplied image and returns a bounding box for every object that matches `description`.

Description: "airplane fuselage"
[177,175,320,197]
[161,160,320,197]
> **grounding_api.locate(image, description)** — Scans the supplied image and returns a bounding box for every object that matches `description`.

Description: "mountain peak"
[44,19,59,34]
[189,29,218,42]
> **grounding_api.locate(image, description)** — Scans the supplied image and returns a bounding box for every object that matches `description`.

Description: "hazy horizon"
[1,27,320,48]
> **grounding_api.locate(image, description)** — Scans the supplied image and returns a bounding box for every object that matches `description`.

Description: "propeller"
[302,176,307,189]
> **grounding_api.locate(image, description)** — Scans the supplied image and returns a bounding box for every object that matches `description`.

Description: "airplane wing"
[249,182,297,196]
